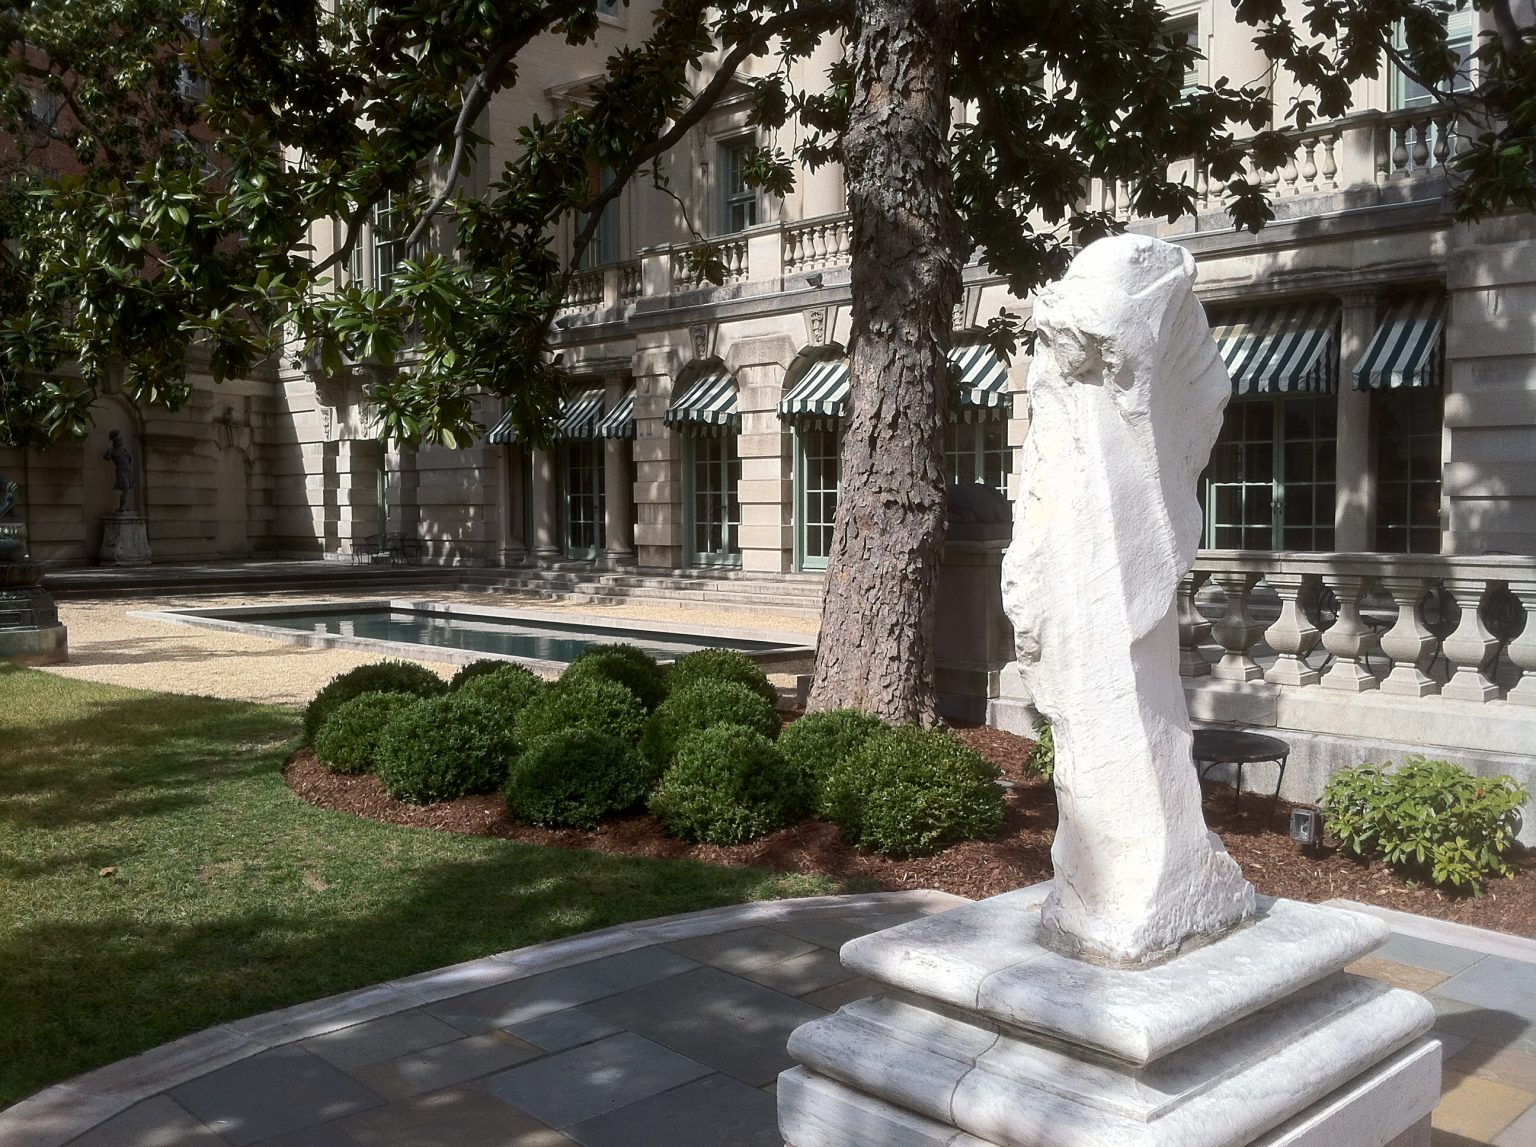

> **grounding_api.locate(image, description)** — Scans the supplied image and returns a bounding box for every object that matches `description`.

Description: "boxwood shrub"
[1321,756,1528,895]
[640,678,780,770]
[504,728,654,828]
[374,692,519,804]
[777,708,887,810]
[664,648,777,707]
[561,644,667,711]
[648,724,808,844]
[313,691,421,775]
[822,726,1005,857]
[449,659,512,690]
[455,664,547,721]
[303,660,446,742]
[515,676,648,747]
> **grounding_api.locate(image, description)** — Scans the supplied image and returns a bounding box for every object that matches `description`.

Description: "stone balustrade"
[783,215,852,273]
[1182,550,1536,708]
[669,237,749,291]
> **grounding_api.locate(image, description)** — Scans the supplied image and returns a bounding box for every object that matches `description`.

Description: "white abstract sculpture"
[1002,234,1254,966]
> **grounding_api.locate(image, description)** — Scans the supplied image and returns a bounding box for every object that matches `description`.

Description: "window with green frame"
[945,414,1012,499]
[578,168,618,269]
[561,441,605,559]
[720,138,758,235]
[795,422,841,571]
[1395,9,1475,109]
[685,431,741,566]
[1373,388,1443,554]
[1201,393,1337,551]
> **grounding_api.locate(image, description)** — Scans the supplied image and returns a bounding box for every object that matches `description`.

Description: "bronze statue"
[103,430,135,511]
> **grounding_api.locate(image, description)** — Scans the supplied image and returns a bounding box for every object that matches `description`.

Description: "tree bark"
[806,0,964,725]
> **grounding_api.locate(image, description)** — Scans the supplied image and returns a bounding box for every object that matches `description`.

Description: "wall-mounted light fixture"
[805,272,824,289]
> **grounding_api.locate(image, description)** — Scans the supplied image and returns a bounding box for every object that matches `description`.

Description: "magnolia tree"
[0,0,1530,722]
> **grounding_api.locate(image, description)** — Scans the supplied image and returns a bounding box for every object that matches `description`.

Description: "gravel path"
[41,591,820,708]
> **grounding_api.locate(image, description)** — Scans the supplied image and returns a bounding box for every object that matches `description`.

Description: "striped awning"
[1352,294,1445,391]
[596,388,636,439]
[665,363,739,430]
[556,389,606,440]
[1210,301,1340,395]
[948,343,1011,408]
[486,410,518,445]
[778,358,850,420]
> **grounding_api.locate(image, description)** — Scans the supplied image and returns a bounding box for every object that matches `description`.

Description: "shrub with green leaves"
[515,676,648,747]
[504,728,654,828]
[449,659,512,690]
[303,660,446,742]
[374,693,519,804]
[313,691,421,775]
[1027,718,1055,784]
[641,678,780,770]
[649,724,808,844]
[664,648,777,707]
[777,708,887,809]
[455,663,547,720]
[1321,756,1528,895]
[561,644,666,711]
[822,727,1006,858]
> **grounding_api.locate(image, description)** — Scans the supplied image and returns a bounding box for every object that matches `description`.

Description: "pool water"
[189,605,797,664]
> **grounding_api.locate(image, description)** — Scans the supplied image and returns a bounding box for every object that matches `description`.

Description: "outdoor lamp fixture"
[805,271,823,288]
[1289,805,1325,847]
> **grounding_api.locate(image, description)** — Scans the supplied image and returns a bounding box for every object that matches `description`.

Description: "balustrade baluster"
[1412,121,1431,171]
[1392,126,1410,176]
[1378,576,1441,696]
[1299,141,1317,193]
[1503,579,1536,707]
[1320,133,1338,188]
[1440,577,1499,702]
[1264,571,1321,686]
[1178,570,1212,677]
[1320,575,1380,692]
[1432,115,1451,171]
[1209,571,1265,682]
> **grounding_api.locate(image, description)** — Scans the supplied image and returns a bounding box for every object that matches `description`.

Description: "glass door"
[561,441,605,560]
[796,423,841,571]
[1203,394,1336,550]
[686,432,741,567]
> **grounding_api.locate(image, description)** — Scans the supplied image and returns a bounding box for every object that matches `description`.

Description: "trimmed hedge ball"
[455,663,547,720]
[640,678,781,770]
[449,659,512,691]
[374,692,519,804]
[504,728,654,828]
[664,648,777,707]
[648,724,808,845]
[303,659,446,742]
[561,644,667,711]
[822,726,1005,857]
[515,676,648,747]
[313,691,422,775]
[777,708,888,810]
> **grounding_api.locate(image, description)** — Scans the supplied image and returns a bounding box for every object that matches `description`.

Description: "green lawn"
[0,666,844,1108]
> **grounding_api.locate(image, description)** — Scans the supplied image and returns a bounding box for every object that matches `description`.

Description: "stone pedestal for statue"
[778,235,1438,1146]
[0,528,67,665]
[99,512,151,566]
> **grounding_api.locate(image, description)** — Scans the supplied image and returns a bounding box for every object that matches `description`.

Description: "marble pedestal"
[0,564,68,665]
[779,883,1438,1147]
[99,512,151,566]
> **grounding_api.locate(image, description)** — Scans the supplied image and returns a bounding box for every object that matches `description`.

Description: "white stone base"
[779,885,1438,1147]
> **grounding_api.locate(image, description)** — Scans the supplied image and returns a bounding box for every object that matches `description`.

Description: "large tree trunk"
[806,0,965,725]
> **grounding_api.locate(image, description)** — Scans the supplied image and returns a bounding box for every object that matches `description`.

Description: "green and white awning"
[948,343,1011,408]
[665,363,739,431]
[778,358,850,420]
[1210,300,1340,395]
[1352,294,1445,390]
[556,389,606,440]
[596,387,636,439]
[486,410,519,445]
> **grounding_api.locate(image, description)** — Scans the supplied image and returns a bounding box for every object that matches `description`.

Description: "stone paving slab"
[3,889,1535,1147]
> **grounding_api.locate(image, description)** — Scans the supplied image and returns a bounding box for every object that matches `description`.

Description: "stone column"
[1378,574,1440,697]
[1209,569,1264,681]
[1264,570,1322,686]
[732,336,797,574]
[1439,576,1499,702]
[1334,291,1377,552]
[1177,570,1212,677]
[1320,574,1381,692]
[530,448,561,561]
[632,344,683,570]
[601,379,636,569]
[1506,579,1536,707]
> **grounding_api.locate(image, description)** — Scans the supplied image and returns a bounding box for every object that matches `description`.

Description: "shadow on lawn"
[0,682,298,830]
[0,832,817,1109]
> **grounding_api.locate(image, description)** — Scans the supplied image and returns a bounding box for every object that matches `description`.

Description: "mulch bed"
[284,725,1536,939]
